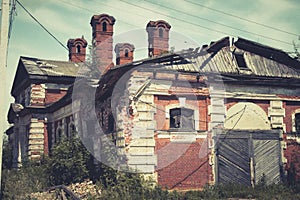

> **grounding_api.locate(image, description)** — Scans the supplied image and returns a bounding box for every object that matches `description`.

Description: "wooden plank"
[253,139,281,184]
[217,137,251,185]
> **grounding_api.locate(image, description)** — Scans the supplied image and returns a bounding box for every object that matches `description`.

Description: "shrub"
[46,136,94,186]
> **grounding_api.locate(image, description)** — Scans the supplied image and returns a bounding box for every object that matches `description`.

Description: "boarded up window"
[170,108,194,130]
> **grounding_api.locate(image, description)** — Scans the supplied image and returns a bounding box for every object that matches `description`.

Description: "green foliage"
[3,135,300,199]
[47,136,94,186]
[1,161,48,199]
[2,139,13,170]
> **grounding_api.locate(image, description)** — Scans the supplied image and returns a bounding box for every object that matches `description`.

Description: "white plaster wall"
[224,102,270,130]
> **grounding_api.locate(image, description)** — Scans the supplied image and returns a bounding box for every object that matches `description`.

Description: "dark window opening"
[159,28,163,38]
[101,108,105,127]
[234,52,248,69]
[108,114,115,133]
[76,45,81,53]
[69,124,76,137]
[57,129,62,143]
[102,21,107,32]
[295,113,300,133]
[170,108,194,130]
[125,49,129,57]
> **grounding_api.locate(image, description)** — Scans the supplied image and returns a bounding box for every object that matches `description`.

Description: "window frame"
[169,107,195,131]
[165,103,199,132]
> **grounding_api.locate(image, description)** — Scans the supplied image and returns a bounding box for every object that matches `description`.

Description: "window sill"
[156,130,208,140]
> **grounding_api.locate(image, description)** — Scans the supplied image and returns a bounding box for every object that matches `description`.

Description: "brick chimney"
[67,37,87,62]
[146,20,171,57]
[90,14,115,73]
[115,43,135,65]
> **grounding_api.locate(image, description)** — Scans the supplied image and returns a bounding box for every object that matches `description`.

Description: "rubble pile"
[30,180,101,199]
[67,179,101,199]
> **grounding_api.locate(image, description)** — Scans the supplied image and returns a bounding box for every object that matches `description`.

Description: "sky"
[1,0,300,128]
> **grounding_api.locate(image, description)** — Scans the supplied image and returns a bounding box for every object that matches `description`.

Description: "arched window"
[125,49,129,57]
[76,45,81,53]
[170,108,194,130]
[102,21,107,32]
[56,127,62,143]
[108,114,115,133]
[68,122,76,137]
[159,28,163,38]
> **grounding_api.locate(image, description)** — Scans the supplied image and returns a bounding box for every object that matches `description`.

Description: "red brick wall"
[155,138,211,190]
[43,120,49,155]
[284,101,300,133]
[284,140,300,182]
[154,96,209,131]
[45,89,67,105]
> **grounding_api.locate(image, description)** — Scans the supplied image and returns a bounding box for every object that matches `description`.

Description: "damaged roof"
[105,36,300,79]
[20,56,83,77]
[11,56,85,97]
[96,36,300,98]
[166,37,300,78]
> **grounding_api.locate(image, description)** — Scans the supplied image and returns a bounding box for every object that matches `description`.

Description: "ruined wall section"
[122,73,157,174]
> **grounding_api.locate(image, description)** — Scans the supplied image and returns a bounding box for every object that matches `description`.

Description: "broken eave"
[219,73,300,87]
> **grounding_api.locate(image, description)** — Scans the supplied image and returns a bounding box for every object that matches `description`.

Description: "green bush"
[46,136,94,186]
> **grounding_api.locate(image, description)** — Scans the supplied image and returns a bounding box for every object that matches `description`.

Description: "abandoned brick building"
[7,13,300,190]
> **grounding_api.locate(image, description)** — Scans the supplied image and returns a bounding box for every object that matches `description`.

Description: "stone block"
[29,139,44,145]
[127,155,157,165]
[130,138,155,147]
[29,133,44,139]
[268,108,285,117]
[28,144,44,150]
[138,112,153,121]
[270,100,283,108]
[128,147,155,156]
[29,128,44,134]
[131,128,154,138]
[129,164,155,173]
[271,116,283,124]
[30,122,44,128]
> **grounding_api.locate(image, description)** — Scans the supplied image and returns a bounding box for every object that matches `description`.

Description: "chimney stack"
[115,43,135,65]
[90,14,115,73]
[67,37,87,62]
[146,20,171,57]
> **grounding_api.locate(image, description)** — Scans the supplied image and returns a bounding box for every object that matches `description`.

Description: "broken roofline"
[10,56,86,98]
[97,36,300,89]
[107,36,299,74]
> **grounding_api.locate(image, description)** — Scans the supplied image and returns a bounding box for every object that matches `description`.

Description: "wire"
[8,0,17,41]
[55,0,200,46]
[143,0,294,46]
[16,0,69,52]
[119,0,230,36]
[54,0,139,29]
[184,0,299,37]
